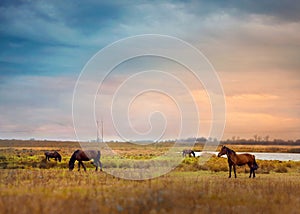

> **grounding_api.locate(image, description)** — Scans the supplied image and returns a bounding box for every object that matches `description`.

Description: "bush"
[274,166,288,173]
[39,159,57,169]
[256,160,275,174]
[288,148,300,153]
[119,161,132,168]
[103,161,118,168]
[0,155,6,161]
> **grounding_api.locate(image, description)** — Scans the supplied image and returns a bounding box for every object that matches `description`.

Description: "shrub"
[285,162,292,168]
[274,166,288,173]
[119,161,132,168]
[103,161,118,168]
[288,148,300,153]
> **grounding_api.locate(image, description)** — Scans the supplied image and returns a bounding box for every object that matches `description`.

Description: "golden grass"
[0,169,300,214]
[1,140,300,213]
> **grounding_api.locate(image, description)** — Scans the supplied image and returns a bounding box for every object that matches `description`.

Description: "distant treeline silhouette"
[222,139,300,146]
[181,137,300,146]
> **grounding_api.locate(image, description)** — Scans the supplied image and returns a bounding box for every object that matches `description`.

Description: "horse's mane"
[54,151,61,157]
[225,146,236,154]
[70,149,80,163]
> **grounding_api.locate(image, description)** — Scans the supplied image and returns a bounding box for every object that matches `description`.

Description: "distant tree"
[254,135,258,142]
[264,135,269,142]
[196,137,207,143]
[257,136,262,142]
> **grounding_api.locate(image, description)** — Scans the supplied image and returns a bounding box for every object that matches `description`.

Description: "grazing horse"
[69,150,102,172]
[44,151,62,162]
[182,149,196,157]
[218,145,258,178]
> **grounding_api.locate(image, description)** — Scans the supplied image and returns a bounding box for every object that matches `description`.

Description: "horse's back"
[76,150,101,161]
[236,153,255,164]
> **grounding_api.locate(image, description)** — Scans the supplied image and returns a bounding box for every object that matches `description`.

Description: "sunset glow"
[0,1,299,141]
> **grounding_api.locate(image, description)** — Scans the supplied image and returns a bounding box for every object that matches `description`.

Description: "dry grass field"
[1,170,300,214]
[1,140,300,214]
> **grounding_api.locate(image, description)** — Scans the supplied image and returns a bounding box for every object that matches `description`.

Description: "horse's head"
[68,160,75,171]
[57,153,62,162]
[218,145,227,157]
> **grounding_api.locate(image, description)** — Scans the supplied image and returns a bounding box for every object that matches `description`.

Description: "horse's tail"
[253,156,259,170]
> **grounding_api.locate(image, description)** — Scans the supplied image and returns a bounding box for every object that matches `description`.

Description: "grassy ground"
[1,170,300,214]
[0,140,300,213]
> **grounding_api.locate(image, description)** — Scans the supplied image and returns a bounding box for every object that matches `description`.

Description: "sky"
[0,0,299,141]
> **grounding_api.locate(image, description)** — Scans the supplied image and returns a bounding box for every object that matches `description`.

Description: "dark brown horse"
[45,151,62,162]
[69,150,102,171]
[218,145,258,178]
[182,149,196,157]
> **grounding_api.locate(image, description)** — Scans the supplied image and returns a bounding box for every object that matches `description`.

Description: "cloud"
[183,0,300,22]
[0,0,299,140]
[224,112,300,140]
[0,75,76,139]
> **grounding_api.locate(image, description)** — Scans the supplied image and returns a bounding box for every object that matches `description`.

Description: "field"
[1,140,300,214]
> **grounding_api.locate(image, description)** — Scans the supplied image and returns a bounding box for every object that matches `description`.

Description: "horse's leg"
[95,160,98,171]
[81,162,87,172]
[78,161,81,171]
[253,168,256,178]
[249,168,252,178]
[228,164,232,178]
[233,165,237,178]
[99,160,103,171]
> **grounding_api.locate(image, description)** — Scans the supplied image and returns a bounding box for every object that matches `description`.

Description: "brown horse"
[218,145,258,178]
[182,149,196,157]
[69,150,102,171]
[45,151,62,162]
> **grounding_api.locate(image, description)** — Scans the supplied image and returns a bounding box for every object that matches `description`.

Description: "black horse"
[182,149,196,157]
[44,151,62,162]
[218,145,258,178]
[69,150,102,171]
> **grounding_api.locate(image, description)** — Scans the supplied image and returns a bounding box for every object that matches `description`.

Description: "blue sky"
[0,0,299,140]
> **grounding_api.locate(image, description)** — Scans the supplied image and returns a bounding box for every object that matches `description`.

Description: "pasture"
[0,140,300,213]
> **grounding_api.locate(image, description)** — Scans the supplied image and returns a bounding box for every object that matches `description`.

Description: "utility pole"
[96,120,100,143]
[101,119,104,143]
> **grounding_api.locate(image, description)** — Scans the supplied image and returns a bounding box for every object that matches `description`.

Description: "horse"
[218,145,258,178]
[44,151,62,162]
[69,150,102,172]
[182,149,196,157]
